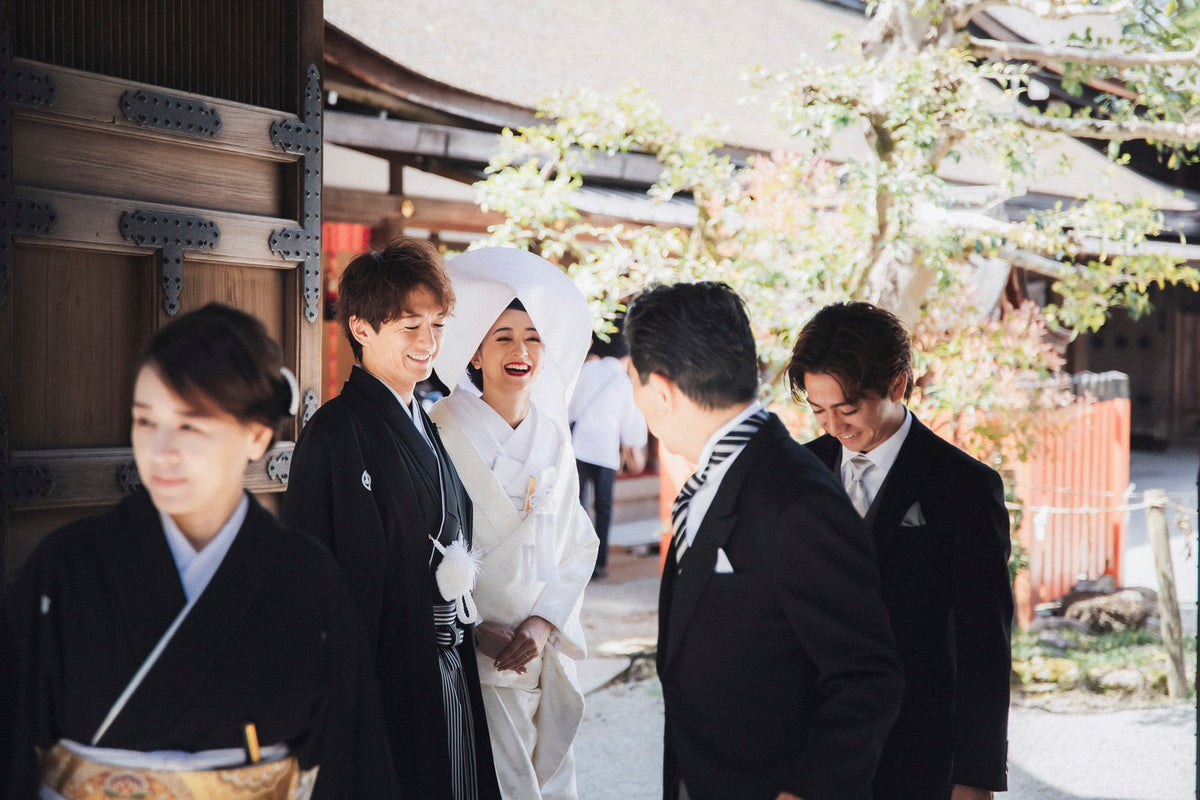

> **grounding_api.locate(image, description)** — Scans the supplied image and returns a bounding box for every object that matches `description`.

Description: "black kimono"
[282,366,501,800]
[0,490,396,800]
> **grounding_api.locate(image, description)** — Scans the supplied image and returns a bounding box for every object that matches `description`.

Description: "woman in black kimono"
[1,304,396,800]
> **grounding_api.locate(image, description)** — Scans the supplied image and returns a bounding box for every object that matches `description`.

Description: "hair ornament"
[280,366,300,416]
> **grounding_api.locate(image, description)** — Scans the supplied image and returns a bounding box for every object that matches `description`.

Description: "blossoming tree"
[473,0,1199,461]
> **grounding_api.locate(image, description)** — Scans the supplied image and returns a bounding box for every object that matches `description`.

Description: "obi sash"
[40,740,318,800]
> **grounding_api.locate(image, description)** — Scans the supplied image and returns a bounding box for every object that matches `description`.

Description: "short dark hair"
[337,237,455,362]
[787,301,913,402]
[624,282,758,409]
[139,303,293,444]
[466,298,526,391]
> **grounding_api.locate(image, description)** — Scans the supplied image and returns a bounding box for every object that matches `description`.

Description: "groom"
[623,282,902,800]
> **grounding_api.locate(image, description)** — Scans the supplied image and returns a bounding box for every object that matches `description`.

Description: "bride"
[431,248,599,800]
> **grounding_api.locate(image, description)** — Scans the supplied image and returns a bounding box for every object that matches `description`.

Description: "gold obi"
[40,742,319,800]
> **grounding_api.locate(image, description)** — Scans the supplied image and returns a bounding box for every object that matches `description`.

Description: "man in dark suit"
[623,282,903,800]
[788,301,1013,800]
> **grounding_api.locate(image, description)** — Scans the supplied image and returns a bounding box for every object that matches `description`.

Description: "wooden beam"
[19,60,299,161]
[324,111,668,186]
[15,116,286,219]
[15,187,307,267]
[324,24,539,131]
[324,186,503,233]
[8,444,292,511]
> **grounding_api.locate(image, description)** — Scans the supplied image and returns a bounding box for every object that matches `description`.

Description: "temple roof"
[324,0,1199,230]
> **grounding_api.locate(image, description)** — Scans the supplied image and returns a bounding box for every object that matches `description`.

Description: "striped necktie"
[670,409,769,566]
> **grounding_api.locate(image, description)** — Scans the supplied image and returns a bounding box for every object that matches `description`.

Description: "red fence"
[1008,394,1131,626]
[321,222,373,400]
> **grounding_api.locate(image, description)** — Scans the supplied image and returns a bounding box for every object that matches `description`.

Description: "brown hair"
[139,303,293,444]
[337,237,455,362]
[787,301,913,402]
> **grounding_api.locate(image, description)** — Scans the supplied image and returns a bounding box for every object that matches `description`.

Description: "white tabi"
[431,248,598,800]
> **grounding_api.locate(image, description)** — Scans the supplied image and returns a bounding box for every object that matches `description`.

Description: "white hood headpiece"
[434,247,592,429]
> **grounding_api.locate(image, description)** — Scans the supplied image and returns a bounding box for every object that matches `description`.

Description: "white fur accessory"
[430,535,481,624]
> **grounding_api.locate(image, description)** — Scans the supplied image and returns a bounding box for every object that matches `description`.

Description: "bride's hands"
[491,616,554,673]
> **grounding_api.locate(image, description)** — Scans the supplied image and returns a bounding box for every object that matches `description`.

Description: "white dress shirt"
[838,407,913,510]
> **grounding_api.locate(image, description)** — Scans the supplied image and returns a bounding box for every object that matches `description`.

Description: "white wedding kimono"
[430,247,599,800]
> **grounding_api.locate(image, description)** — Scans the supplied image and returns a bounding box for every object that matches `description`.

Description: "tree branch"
[950,0,1130,30]
[970,36,1200,68]
[998,246,1072,279]
[1012,105,1200,144]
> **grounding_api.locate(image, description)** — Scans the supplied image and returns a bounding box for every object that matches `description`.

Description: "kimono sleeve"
[307,557,400,800]
[282,415,388,639]
[2,546,58,799]
[530,499,598,658]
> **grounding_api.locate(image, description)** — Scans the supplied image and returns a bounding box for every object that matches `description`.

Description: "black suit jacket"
[659,414,903,800]
[808,414,1013,799]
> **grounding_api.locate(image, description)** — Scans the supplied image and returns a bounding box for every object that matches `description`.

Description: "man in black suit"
[788,301,1013,800]
[623,282,903,800]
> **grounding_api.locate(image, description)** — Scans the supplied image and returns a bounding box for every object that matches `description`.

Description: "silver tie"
[846,454,874,517]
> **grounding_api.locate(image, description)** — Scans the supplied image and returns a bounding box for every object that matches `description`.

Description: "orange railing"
[1008,383,1131,626]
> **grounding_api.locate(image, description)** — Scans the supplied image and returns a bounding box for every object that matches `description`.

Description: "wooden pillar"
[1146,488,1187,700]
[371,158,408,246]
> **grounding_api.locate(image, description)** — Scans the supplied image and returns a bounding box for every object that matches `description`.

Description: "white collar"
[696,400,764,472]
[161,494,249,602]
[840,406,912,476]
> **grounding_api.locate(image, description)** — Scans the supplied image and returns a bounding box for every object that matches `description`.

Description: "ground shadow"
[1009,761,1153,800]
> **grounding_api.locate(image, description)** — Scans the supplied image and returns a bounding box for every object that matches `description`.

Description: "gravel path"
[575,680,665,800]
[574,541,1198,800]
[1007,703,1195,800]
[575,684,1196,800]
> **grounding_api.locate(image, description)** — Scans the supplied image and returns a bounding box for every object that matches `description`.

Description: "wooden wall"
[2,0,324,579]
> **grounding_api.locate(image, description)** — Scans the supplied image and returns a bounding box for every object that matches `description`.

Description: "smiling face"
[802,371,907,454]
[351,285,447,403]
[471,308,544,404]
[131,365,272,549]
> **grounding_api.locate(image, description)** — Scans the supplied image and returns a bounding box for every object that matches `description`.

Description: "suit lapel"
[661,417,782,674]
[868,418,932,553]
[808,433,840,472]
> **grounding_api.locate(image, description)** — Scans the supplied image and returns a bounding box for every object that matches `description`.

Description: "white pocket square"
[900,502,926,527]
[714,547,735,573]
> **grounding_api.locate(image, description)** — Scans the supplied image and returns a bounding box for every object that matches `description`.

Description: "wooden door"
[1,0,324,579]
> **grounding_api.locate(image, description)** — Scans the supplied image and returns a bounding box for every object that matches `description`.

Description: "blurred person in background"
[569,327,647,580]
